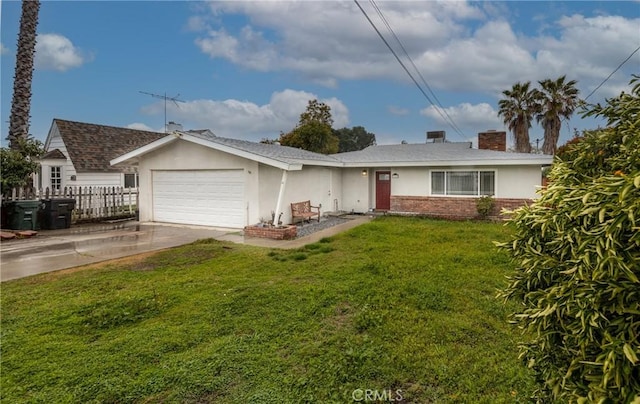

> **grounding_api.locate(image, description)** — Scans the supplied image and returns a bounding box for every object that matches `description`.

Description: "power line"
[584,45,640,101]
[353,0,470,142]
[368,0,467,140]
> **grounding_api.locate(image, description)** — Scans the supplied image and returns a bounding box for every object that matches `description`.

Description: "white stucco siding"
[422,165,543,199]
[341,168,371,213]
[389,168,429,196]
[494,165,543,199]
[256,165,342,225]
[136,139,259,225]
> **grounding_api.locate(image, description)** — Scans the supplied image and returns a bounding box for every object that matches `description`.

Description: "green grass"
[1,216,534,403]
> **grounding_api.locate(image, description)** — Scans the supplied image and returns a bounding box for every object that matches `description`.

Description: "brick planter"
[244,224,297,240]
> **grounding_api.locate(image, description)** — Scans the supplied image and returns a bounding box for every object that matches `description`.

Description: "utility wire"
[368,0,468,141]
[584,44,640,101]
[354,0,471,142]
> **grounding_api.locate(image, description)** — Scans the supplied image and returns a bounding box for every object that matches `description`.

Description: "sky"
[1,1,639,149]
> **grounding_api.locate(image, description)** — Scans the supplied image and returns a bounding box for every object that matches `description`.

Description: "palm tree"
[537,76,580,155]
[8,0,40,150]
[498,81,540,153]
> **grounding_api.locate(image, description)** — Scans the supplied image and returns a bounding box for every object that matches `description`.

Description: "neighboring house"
[36,119,165,191]
[112,128,553,229]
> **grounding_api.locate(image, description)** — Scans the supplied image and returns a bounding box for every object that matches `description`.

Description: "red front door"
[376,171,391,210]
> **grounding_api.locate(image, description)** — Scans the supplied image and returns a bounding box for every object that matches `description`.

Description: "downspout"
[272,169,288,226]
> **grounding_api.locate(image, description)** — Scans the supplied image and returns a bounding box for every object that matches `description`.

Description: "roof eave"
[110,135,178,166]
[340,158,553,167]
[178,132,300,171]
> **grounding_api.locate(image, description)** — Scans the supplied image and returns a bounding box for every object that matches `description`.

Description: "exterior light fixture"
[361,169,368,177]
[392,173,399,179]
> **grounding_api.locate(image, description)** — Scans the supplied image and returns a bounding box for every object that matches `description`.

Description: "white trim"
[179,133,300,171]
[110,135,179,166]
[429,169,497,197]
[342,159,551,168]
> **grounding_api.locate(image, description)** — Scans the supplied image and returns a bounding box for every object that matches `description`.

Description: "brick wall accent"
[390,195,532,220]
[244,225,297,240]
[478,131,507,151]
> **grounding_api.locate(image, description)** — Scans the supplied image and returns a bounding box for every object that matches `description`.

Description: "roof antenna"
[139,91,185,132]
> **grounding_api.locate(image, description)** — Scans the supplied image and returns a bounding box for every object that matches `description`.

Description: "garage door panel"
[152,170,245,228]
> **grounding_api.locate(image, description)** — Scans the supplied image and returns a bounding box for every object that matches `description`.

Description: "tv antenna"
[139,91,185,132]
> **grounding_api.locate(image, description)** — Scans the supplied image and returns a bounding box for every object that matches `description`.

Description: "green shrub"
[475,195,495,219]
[497,76,640,402]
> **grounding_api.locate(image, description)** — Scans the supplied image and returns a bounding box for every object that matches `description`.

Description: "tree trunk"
[8,0,40,150]
[541,117,561,155]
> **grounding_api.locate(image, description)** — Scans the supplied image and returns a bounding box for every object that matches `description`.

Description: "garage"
[152,170,245,228]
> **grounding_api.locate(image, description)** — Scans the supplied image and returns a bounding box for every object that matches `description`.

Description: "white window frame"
[50,166,62,191]
[430,170,496,197]
[124,173,138,189]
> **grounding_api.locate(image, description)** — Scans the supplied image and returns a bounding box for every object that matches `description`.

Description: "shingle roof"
[335,142,553,165]
[41,148,66,160]
[54,119,165,172]
[184,131,342,165]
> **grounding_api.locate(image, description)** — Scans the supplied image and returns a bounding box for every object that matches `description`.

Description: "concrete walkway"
[0,216,373,282]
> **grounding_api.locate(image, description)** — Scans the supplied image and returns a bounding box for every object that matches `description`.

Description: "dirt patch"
[31,250,169,282]
[324,301,354,329]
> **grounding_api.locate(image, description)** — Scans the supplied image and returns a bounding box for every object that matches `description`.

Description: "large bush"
[498,77,640,402]
[1,137,44,195]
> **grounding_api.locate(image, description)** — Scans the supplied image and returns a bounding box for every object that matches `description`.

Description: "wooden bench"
[291,200,320,224]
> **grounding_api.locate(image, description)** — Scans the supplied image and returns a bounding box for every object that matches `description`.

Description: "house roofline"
[340,159,552,168]
[110,132,304,171]
[110,135,180,166]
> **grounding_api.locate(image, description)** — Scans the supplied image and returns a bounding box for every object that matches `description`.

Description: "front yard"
[1,216,535,403]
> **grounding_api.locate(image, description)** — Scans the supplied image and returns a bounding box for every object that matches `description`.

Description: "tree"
[1,137,44,195]
[333,126,376,152]
[299,99,333,127]
[279,121,338,154]
[498,81,540,153]
[279,100,339,154]
[497,76,640,402]
[537,75,580,155]
[8,0,40,150]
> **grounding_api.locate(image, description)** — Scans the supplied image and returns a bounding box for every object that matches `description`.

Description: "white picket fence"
[1,186,138,222]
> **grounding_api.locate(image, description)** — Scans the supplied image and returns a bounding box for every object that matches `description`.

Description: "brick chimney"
[478,130,506,151]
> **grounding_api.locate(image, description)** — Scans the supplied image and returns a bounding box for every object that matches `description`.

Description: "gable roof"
[111,130,342,170]
[111,127,553,170]
[40,148,67,160]
[51,119,165,172]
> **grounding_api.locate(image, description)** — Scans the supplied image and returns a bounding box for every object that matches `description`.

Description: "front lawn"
[1,216,535,403]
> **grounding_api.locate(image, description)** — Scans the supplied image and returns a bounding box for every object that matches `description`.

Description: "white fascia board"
[292,159,343,168]
[179,133,298,171]
[110,135,178,166]
[341,159,552,167]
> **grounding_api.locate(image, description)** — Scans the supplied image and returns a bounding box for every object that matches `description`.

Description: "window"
[50,166,62,190]
[431,170,494,196]
[124,173,138,188]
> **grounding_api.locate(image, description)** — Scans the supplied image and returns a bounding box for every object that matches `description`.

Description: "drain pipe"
[272,170,288,226]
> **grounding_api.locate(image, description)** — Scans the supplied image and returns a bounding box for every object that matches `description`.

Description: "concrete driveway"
[1,216,373,282]
[0,221,235,282]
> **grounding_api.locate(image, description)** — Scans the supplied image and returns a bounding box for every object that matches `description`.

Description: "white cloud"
[140,89,349,140]
[388,106,410,116]
[35,33,88,71]
[126,123,162,133]
[191,3,638,101]
[420,102,504,133]
[0,43,8,55]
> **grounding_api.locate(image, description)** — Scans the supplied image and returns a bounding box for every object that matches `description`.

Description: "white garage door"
[152,170,245,228]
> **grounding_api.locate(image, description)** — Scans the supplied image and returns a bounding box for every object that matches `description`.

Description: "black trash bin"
[40,198,76,230]
[2,200,42,230]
